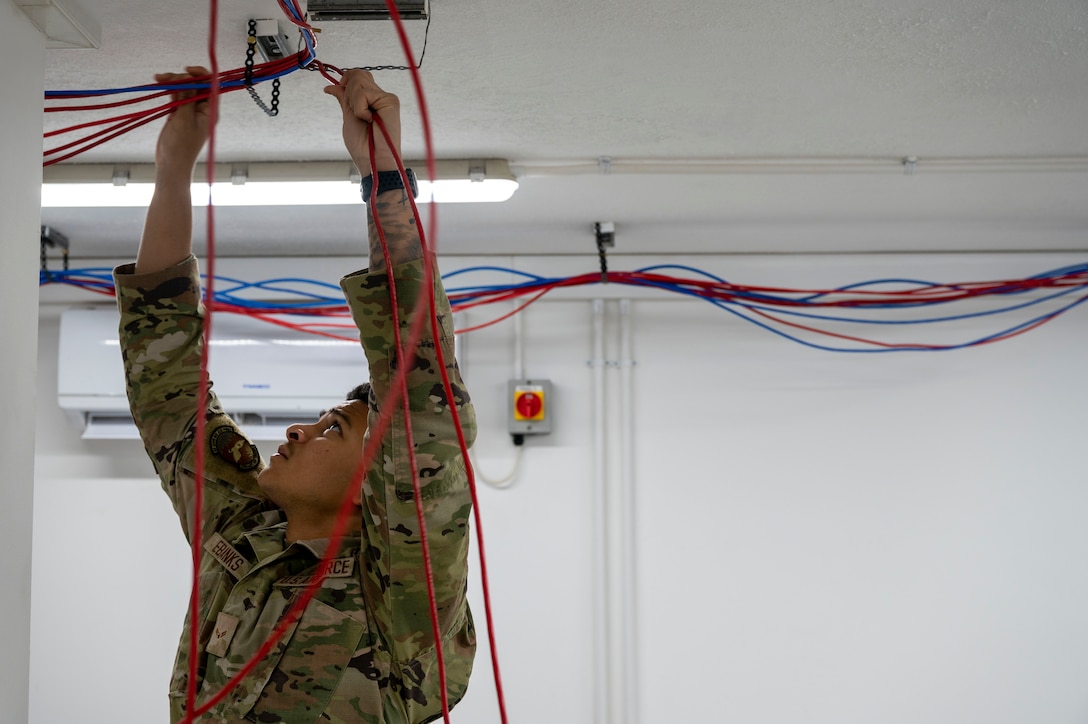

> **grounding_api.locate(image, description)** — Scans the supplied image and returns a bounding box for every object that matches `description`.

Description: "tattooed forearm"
[367,189,422,271]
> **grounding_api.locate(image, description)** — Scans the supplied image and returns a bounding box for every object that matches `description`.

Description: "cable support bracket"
[40,225,70,281]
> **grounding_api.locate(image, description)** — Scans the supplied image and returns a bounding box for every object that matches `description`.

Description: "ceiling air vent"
[307,0,429,21]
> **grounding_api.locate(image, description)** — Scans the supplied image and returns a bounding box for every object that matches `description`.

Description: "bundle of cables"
[43,0,341,166]
[43,260,1088,353]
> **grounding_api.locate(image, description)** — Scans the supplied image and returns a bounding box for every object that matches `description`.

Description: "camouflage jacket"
[114,256,476,723]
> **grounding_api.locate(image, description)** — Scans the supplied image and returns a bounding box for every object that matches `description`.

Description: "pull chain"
[245,19,281,117]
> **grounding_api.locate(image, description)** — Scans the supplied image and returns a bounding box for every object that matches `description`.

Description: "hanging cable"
[470,445,525,489]
[183,0,223,719]
[43,260,1088,352]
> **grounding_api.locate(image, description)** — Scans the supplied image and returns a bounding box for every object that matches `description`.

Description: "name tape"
[274,557,356,587]
[204,532,252,580]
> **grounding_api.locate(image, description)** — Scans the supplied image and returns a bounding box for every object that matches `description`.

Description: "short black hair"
[346,383,371,404]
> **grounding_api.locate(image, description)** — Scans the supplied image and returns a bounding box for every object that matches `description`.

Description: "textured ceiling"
[39,0,1088,258]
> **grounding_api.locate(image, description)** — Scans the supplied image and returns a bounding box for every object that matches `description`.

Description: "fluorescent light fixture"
[16,0,101,49]
[41,160,519,207]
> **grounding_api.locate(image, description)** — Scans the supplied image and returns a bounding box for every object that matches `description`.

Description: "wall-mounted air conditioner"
[306,0,429,21]
[58,306,369,440]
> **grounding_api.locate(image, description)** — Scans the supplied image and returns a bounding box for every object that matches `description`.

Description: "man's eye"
[325,421,341,434]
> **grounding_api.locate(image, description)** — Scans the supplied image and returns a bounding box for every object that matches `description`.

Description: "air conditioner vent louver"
[307,0,428,21]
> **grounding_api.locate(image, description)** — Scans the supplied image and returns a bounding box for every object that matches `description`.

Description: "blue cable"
[446,278,558,297]
[444,268,562,305]
[40,264,1088,353]
[46,66,302,98]
[442,266,552,283]
[1027,262,1088,279]
[669,281,1088,353]
[621,273,1088,351]
[636,261,1088,306]
[635,264,981,302]
[636,276,1086,327]
[210,276,345,306]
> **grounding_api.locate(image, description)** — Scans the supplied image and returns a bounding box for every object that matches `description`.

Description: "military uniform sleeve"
[341,255,478,716]
[115,256,276,545]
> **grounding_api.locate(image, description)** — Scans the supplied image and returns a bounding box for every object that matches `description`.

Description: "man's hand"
[323,70,402,174]
[135,66,212,275]
[153,66,212,177]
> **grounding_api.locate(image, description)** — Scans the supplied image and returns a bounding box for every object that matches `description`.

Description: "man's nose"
[286,424,308,442]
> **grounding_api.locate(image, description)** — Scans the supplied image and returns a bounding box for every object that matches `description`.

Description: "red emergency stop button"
[514,387,545,421]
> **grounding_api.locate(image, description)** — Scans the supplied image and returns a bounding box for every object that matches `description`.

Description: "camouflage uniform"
[114,255,476,723]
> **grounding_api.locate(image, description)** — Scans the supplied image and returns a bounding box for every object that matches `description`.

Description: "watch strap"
[360,168,418,201]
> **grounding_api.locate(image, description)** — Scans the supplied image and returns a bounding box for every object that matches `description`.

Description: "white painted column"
[618,299,638,724]
[0,2,44,722]
[590,299,609,724]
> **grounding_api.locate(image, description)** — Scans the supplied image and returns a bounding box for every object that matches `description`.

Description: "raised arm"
[136,66,211,275]
[118,67,272,542]
[323,70,420,270]
[328,72,478,718]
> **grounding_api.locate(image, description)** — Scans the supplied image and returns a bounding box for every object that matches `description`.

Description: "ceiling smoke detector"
[306,0,429,21]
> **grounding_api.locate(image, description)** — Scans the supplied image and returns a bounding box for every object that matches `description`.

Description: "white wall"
[34,251,1088,723]
[2,3,43,722]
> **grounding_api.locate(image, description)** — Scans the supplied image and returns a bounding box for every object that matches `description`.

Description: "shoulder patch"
[209,425,260,471]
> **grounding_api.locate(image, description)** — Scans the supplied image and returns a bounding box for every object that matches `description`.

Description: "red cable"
[747,308,943,350]
[44,107,175,166]
[186,7,370,714]
[366,122,453,723]
[183,1,222,720]
[963,313,1059,346]
[455,289,552,335]
[193,81,443,724]
[44,95,202,138]
[190,312,427,718]
[43,59,299,164]
[44,88,174,112]
[376,2,512,712]
[245,317,358,342]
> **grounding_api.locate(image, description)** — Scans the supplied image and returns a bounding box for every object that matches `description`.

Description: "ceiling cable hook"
[594,222,615,284]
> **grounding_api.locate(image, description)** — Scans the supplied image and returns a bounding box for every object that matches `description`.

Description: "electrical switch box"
[251,19,293,62]
[508,379,552,438]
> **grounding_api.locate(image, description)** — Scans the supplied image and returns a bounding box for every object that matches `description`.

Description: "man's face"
[257,400,369,518]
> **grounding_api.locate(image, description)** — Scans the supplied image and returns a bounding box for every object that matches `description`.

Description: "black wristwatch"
[360,168,418,201]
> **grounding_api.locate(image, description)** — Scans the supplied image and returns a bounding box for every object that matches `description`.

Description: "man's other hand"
[154,66,212,175]
[323,70,402,174]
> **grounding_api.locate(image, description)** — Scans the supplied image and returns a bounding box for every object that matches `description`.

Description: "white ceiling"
[39,0,1088,259]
